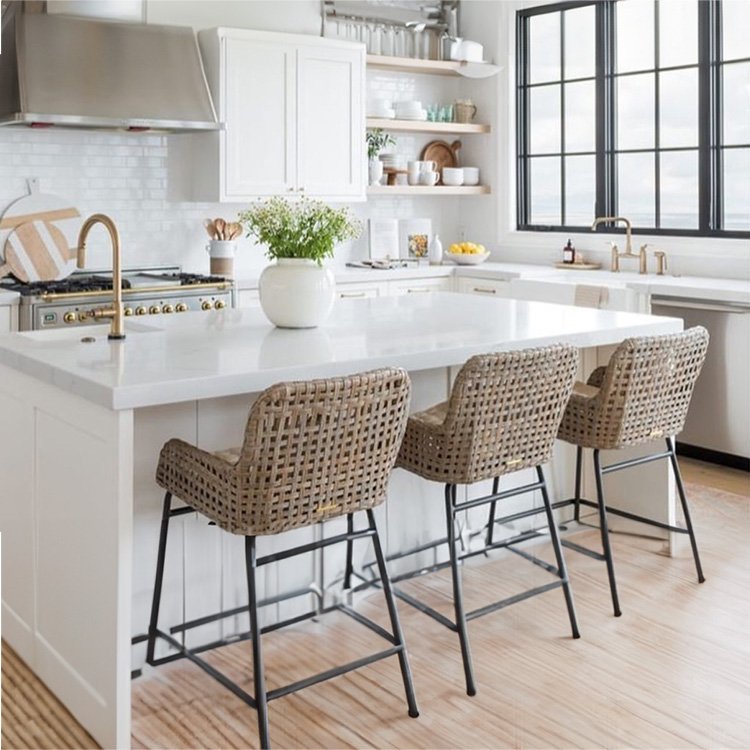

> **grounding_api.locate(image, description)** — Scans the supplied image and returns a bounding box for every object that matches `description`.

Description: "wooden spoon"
[226,222,242,240]
[214,218,226,241]
[203,218,217,239]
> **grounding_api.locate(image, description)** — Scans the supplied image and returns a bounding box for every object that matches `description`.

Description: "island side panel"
[0,364,134,750]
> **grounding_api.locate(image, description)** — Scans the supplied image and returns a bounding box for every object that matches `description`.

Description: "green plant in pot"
[239,197,361,328]
[366,129,395,186]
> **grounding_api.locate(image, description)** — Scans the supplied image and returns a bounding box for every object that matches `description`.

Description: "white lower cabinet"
[0,305,17,332]
[456,277,510,297]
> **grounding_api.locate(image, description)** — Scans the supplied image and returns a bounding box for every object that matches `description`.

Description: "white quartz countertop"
[236,262,749,305]
[0,291,20,305]
[0,292,682,411]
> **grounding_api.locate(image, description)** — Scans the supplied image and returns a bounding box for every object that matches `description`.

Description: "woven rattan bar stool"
[388,345,581,696]
[556,327,710,617]
[145,368,419,749]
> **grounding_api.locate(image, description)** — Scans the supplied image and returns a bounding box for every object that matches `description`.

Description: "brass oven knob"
[162,304,175,314]
[124,307,134,317]
[149,305,161,315]
[175,303,188,313]
[214,300,226,310]
[78,311,89,322]
[201,301,212,311]
[63,312,76,324]
[135,306,147,316]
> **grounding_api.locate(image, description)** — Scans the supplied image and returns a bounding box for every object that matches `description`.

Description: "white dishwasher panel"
[651,298,750,462]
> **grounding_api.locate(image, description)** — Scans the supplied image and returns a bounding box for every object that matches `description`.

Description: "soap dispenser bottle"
[429,234,443,265]
[563,239,575,264]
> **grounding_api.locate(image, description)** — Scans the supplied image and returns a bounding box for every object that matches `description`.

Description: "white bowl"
[446,251,490,265]
[462,167,480,186]
[442,167,464,186]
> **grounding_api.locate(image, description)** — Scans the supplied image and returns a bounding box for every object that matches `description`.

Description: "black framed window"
[516,0,750,238]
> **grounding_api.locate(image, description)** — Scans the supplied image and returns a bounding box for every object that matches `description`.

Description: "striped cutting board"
[0,186,81,281]
[0,221,71,282]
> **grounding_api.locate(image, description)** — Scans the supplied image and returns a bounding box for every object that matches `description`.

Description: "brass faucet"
[638,243,648,274]
[76,214,125,340]
[591,216,639,272]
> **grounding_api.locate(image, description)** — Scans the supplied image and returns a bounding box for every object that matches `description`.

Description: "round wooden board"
[420,139,462,184]
[2,221,71,283]
[0,189,80,280]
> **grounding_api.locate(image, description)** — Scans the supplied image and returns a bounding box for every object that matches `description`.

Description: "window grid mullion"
[654,0,661,229]
[560,10,567,225]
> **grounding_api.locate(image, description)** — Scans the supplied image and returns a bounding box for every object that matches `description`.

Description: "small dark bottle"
[563,239,575,264]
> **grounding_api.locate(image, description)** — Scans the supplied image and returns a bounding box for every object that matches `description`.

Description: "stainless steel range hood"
[0,4,219,132]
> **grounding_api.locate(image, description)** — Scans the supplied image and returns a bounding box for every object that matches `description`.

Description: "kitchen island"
[0,292,682,748]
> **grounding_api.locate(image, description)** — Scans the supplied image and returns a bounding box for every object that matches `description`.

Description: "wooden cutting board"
[420,139,462,184]
[0,221,70,282]
[0,182,80,280]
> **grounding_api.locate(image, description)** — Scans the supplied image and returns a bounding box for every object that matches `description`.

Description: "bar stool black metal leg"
[593,450,622,617]
[245,536,270,750]
[446,484,477,696]
[666,437,706,583]
[146,492,172,665]
[485,477,500,546]
[344,513,354,590]
[574,447,583,522]
[366,509,420,719]
[537,467,580,639]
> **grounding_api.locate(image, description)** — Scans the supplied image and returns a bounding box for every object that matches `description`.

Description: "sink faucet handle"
[638,243,649,274]
[654,250,668,276]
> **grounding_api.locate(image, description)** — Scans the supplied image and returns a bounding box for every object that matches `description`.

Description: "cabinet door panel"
[0,306,11,332]
[297,45,365,200]
[223,39,296,198]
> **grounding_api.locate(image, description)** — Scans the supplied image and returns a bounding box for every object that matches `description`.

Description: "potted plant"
[239,197,361,328]
[366,129,395,186]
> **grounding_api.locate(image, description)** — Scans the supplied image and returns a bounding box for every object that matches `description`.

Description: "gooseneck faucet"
[76,214,125,340]
[591,216,639,272]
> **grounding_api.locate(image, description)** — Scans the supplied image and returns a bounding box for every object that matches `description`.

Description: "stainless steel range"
[0,266,234,331]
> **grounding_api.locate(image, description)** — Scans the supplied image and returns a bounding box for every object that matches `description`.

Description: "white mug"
[419,170,439,186]
[419,160,437,172]
[462,166,480,186]
[407,170,421,186]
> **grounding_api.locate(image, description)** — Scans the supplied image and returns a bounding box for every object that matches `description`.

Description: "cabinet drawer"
[337,283,382,300]
[457,278,509,297]
[388,277,453,296]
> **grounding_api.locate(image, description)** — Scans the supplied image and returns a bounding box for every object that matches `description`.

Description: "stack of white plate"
[394,101,427,121]
[368,99,396,118]
[379,153,407,170]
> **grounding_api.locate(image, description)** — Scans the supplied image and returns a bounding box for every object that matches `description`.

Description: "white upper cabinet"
[194,29,365,202]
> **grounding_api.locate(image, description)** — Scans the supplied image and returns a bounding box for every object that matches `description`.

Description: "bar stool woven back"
[558,327,709,451]
[398,344,579,484]
[156,368,411,536]
[149,368,419,749]
[556,326,710,618]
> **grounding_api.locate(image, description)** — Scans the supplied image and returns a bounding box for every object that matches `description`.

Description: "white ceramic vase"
[369,158,384,186]
[259,258,335,328]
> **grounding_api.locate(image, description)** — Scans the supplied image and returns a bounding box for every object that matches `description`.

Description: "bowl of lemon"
[446,242,490,265]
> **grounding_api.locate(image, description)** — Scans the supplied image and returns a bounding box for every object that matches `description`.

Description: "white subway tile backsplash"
[0,117,460,277]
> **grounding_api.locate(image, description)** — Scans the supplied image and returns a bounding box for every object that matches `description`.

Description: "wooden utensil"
[225,222,242,240]
[0,181,80,280]
[204,218,217,239]
[420,140,462,184]
[0,221,69,282]
[214,218,226,240]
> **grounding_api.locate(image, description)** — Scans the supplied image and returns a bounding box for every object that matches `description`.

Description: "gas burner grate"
[1,276,132,296]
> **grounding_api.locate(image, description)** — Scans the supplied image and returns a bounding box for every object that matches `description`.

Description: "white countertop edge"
[0,291,20,305]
